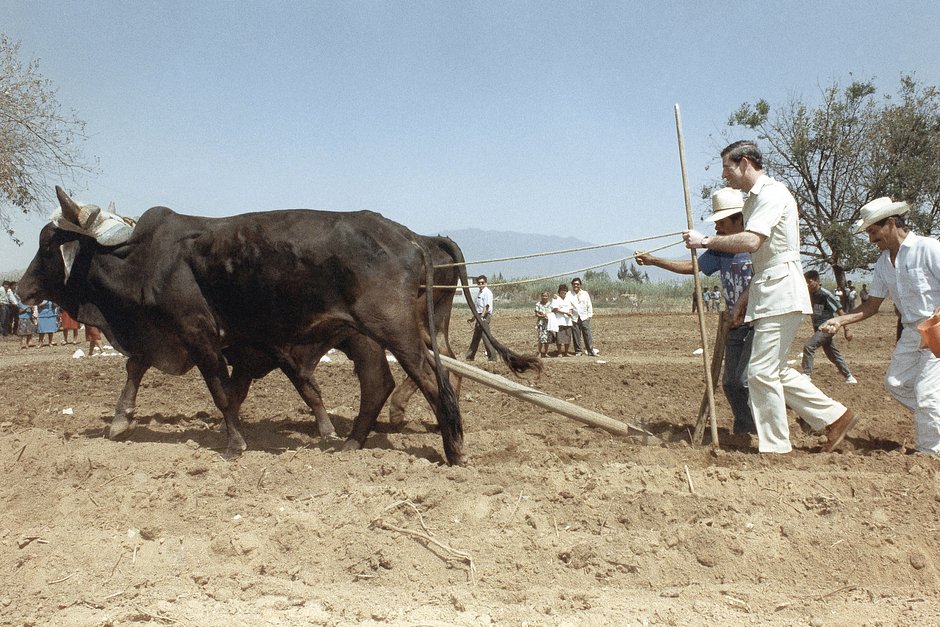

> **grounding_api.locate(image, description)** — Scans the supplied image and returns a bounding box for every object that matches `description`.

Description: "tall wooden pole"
[674,104,720,448]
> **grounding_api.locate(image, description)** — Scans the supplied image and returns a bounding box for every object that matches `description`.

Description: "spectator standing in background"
[60,309,80,344]
[551,284,574,357]
[845,280,859,310]
[465,275,496,362]
[15,300,36,349]
[35,300,60,347]
[568,277,598,356]
[860,283,870,304]
[534,291,553,358]
[5,281,19,335]
[710,286,721,311]
[0,281,10,337]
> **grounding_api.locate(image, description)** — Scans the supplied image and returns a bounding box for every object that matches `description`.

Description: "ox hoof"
[340,439,363,453]
[221,448,244,460]
[108,419,136,440]
[322,433,343,443]
[388,408,407,425]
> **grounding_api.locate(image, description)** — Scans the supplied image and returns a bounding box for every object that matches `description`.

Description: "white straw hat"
[705,187,745,222]
[853,197,910,234]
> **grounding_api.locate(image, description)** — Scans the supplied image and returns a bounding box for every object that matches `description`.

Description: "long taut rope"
[433,230,686,269]
[426,239,683,289]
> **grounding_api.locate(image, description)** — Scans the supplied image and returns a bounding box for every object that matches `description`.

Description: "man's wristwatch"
[701,236,712,248]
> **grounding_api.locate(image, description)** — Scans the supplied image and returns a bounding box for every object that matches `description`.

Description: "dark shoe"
[822,409,857,452]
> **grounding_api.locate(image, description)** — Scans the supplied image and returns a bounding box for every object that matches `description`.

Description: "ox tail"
[423,245,464,465]
[453,248,543,378]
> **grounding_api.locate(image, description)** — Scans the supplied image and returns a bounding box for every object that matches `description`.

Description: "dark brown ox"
[18,187,540,465]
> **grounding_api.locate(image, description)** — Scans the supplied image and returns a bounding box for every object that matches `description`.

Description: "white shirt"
[551,294,572,327]
[0,288,8,306]
[742,174,812,321]
[567,289,593,321]
[870,232,940,326]
[474,286,494,316]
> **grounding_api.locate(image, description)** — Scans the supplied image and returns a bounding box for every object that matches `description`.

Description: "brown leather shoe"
[822,409,857,452]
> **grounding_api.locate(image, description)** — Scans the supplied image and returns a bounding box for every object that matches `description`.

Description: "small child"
[534,291,553,357]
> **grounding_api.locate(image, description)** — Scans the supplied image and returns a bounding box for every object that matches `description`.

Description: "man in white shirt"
[684,141,855,454]
[567,277,598,356]
[0,281,10,336]
[465,274,496,361]
[821,198,940,454]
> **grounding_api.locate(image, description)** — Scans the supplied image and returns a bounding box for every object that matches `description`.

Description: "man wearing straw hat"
[820,197,940,454]
[637,187,756,436]
[683,140,856,454]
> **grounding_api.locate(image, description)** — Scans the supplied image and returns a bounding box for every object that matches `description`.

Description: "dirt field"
[2,308,939,626]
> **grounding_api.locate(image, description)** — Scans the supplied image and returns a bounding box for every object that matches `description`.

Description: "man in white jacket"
[567,277,597,356]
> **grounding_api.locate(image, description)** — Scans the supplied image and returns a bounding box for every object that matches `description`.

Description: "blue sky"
[1,1,938,272]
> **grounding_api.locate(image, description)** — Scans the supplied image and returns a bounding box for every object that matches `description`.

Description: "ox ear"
[56,186,81,225]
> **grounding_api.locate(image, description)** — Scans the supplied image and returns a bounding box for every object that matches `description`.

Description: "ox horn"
[56,185,81,225]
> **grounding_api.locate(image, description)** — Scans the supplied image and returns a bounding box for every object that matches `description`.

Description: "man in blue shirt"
[802,270,857,384]
[637,187,756,435]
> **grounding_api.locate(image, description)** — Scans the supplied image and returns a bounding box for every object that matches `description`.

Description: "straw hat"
[705,187,745,222]
[853,197,910,234]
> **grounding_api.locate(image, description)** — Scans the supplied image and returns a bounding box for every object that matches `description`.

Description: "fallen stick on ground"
[372,500,477,583]
[437,354,655,440]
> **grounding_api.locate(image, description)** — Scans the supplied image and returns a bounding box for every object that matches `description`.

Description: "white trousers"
[886,328,940,454]
[748,312,847,453]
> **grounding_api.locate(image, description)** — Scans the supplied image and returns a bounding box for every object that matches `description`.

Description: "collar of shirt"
[747,173,773,197]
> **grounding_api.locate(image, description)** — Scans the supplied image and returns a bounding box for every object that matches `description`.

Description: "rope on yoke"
[433,230,686,269]
[425,239,684,289]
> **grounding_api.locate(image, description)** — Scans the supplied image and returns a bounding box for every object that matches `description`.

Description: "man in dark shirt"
[803,270,857,384]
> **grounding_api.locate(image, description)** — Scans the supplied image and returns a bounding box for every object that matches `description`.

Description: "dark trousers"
[723,324,756,434]
[802,329,852,378]
[571,318,595,354]
[465,316,496,360]
[0,304,9,336]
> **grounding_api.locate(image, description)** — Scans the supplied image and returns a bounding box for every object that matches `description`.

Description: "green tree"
[727,75,940,290]
[617,260,628,281]
[1,35,93,242]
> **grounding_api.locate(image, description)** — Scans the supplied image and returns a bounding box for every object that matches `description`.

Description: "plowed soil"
[1,308,938,626]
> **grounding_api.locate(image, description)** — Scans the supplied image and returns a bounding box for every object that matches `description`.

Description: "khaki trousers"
[748,312,847,453]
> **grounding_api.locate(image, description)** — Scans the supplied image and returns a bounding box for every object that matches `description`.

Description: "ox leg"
[109,357,149,440]
[340,336,395,451]
[388,357,462,425]
[388,320,462,424]
[281,366,339,440]
[196,357,248,456]
[386,342,463,466]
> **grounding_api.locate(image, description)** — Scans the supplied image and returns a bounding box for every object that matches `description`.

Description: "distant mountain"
[436,228,681,283]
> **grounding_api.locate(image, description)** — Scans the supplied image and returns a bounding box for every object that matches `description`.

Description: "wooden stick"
[48,573,75,584]
[437,354,655,440]
[694,311,731,444]
[674,103,719,448]
[684,465,695,494]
